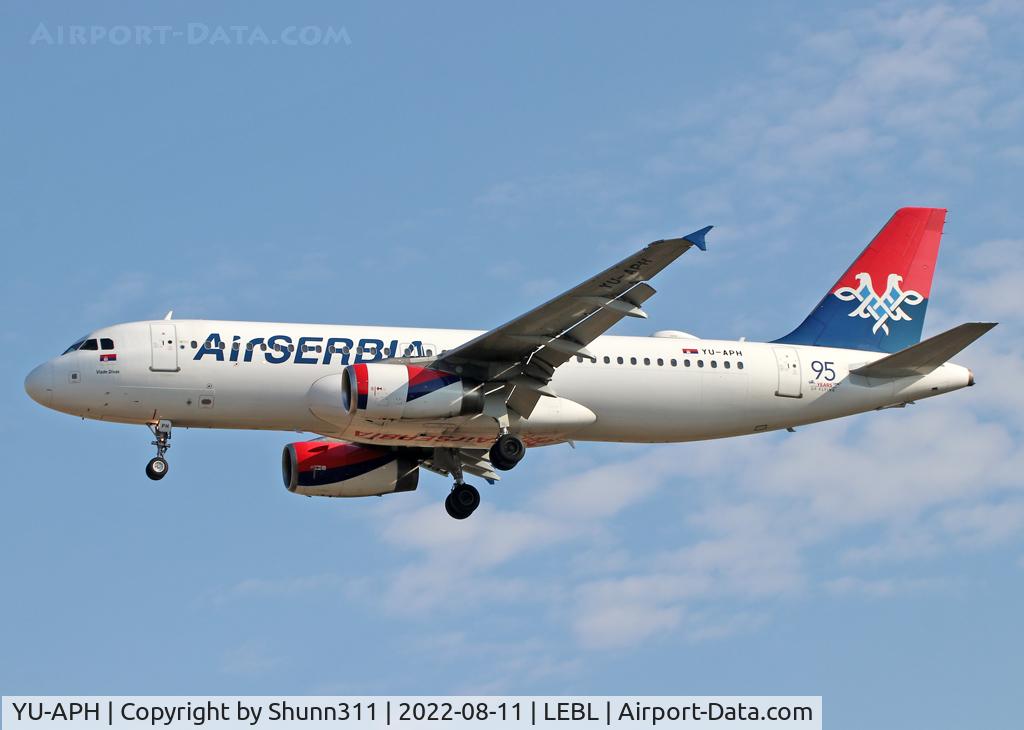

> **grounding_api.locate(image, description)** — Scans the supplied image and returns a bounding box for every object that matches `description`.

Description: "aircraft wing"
[432,226,710,416]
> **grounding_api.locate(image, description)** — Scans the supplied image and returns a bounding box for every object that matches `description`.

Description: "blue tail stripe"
[774,294,929,352]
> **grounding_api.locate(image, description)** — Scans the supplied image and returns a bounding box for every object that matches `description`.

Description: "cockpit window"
[62,339,86,355]
[80,339,99,351]
[100,338,114,350]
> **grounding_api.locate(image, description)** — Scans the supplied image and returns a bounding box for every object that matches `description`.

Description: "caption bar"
[2,697,820,729]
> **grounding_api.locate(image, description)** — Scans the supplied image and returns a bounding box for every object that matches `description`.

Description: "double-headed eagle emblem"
[834,273,924,335]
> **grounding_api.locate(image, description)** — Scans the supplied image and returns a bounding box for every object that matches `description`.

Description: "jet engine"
[282,439,419,497]
[339,363,483,420]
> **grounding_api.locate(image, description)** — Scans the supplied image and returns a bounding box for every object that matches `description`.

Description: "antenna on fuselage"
[163,310,174,320]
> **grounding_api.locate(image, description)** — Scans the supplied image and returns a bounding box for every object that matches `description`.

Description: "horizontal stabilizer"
[851,322,997,378]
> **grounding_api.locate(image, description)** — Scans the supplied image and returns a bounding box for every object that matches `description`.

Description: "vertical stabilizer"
[774,207,946,353]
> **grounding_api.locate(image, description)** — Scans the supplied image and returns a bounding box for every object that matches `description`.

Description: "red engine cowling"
[340,363,483,420]
[282,440,419,497]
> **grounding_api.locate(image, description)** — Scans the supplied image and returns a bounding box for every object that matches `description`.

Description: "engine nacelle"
[340,363,483,420]
[282,440,419,497]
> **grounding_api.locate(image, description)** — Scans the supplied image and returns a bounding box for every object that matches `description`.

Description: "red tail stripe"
[830,207,945,298]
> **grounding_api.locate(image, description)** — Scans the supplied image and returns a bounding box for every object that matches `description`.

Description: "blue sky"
[2,2,1022,728]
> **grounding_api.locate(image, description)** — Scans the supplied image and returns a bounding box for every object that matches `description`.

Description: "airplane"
[24,207,996,519]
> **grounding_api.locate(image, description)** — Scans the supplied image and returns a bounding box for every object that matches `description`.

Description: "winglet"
[684,225,712,251]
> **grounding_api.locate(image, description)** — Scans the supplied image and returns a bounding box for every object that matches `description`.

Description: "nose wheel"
[146,457,169,480]
[489,432,526,471]
[145,420,172,481]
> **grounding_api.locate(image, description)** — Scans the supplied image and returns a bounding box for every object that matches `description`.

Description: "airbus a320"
[25,208,995,519]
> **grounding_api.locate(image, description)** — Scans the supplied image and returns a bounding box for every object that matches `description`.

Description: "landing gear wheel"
[445,483,480,519]
[146,457,169,481]
[489,433,526,471]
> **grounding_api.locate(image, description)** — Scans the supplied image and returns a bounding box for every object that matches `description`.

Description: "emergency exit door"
[772,346,802,398]
[150,323,179,372]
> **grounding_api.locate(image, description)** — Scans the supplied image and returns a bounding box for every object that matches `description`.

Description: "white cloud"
[220,639,280,676]
[411,633,583,693]
[936,500,1024,549]
[206,574,345,606]
[946,238,1024,320]
[824,575,952,598]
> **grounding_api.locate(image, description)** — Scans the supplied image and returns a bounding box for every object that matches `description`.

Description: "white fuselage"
[26,319,973,448]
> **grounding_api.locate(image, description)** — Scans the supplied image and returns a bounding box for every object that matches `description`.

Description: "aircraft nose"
[24,361,54,407]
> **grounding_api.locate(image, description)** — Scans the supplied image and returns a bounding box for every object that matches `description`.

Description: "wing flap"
[851,322,997,378]
[419,448,500,482]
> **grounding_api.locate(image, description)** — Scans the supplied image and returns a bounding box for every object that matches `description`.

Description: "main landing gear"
[445,482,481,520]
[442,433,526,520]
[489,432,526,471]
[145,419,172,481]
[441,448,481,520]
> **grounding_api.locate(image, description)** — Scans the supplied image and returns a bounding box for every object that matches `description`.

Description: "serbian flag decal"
[100,353,117,362]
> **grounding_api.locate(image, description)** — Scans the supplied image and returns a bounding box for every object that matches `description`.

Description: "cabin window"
[643,357,651,366]
[247,342,254,351]
[684,359,691,367]
[617,356,624,364]
[628,357,636,365]
[190,340,198,349]
[671,359,678,367]
[724,361,731,369]
[657,358,664,366]
[232,342,240,351]
[603,356,610,364]
[711,360,718,368]
[697,359,704,368]
[738,362,745,370]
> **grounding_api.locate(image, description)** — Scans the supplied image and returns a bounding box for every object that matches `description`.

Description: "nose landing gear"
[145,420,172,481]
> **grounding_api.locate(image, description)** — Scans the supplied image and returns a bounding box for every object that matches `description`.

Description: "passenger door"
[150,323,179,372]
[772,346,802,398]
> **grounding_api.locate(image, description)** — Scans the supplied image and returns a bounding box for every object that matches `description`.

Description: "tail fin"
[774,207,946,353]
